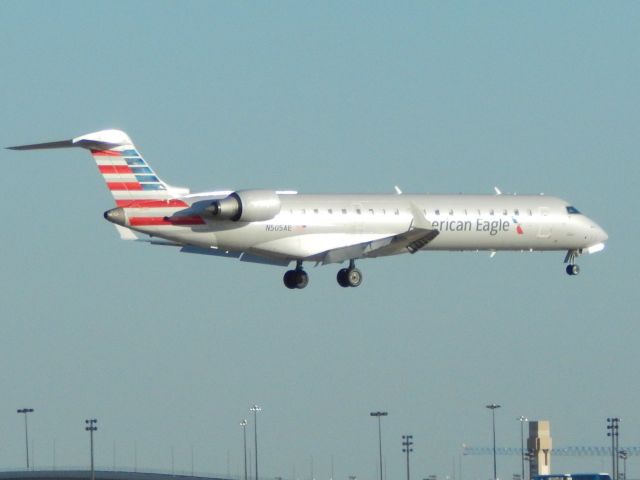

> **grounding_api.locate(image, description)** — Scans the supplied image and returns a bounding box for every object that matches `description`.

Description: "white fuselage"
[125,193,607,264]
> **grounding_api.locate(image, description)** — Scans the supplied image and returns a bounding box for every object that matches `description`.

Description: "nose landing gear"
[337,260,363,288]
[564,249,581,276]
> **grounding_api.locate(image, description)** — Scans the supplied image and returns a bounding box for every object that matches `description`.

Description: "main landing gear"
[283,261,309,289]
[337,260,363,288]
[564,249,581,276]
[282,260,364,289]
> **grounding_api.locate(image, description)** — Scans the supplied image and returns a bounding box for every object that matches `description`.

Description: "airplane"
[8,129,608,289]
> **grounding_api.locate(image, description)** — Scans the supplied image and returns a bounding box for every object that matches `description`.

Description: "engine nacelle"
[205,189,281,222]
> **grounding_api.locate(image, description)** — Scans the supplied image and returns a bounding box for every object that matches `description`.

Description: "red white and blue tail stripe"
[71,130,187,206]
[8,129,203,235]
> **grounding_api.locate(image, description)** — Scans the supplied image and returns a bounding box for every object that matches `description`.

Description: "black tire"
[347,268,363,287]
[565,264,580,276]
[337,268,350,287]
[283,270,297,288]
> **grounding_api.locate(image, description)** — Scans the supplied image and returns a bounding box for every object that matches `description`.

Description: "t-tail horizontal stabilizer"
[8,139,76,150]
[7,129,133,152]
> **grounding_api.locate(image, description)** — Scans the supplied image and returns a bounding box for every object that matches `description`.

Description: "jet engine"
[205,189,281,222]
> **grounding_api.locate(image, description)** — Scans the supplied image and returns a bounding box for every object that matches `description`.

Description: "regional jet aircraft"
[8,130,608,289]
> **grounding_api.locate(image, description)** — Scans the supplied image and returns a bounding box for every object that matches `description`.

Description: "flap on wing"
[321,227,439,264]
[366,227,439,257]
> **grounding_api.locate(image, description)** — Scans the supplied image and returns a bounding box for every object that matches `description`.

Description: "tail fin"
[8,129,189,206]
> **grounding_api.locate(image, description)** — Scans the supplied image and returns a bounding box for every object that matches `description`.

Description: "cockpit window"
[566,206,581,214]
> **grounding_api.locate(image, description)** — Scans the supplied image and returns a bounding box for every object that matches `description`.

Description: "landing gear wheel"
[283,269,309,289]
[346,268,363,287]
[283,270,297,289]
[294,270,309,289]
[566,264,580,276]
[337,268,350,288]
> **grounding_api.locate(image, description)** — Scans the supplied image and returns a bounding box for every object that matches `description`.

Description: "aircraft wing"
[320,227,439,264]
[365,227,439,257]
[320,202,438,264]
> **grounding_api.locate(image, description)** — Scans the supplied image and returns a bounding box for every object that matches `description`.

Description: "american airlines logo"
[512,217,525,235]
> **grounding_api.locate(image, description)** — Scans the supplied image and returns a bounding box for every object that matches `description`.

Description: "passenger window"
[514,209,520,216]
[342,209,347,215]
[435,209,440,215]
[356,209,361,215]
[490,209,495,216]
[502,209,507,215]
[313,209,319,214]
[328,209,333,214]
[449,209,454,215]
[368,208,374,215]
[395,209,400,215]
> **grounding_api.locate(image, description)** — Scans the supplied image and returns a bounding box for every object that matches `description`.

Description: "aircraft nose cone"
[597,226,608,243]
[587,219,608,244]
[104,207,127,226]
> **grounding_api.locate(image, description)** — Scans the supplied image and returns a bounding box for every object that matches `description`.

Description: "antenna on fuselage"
[494,186,502,195]
[394,185,403,195]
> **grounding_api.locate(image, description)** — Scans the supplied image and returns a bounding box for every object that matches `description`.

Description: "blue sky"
[1,2,639,480]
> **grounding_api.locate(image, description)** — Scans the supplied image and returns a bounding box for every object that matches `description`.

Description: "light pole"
[607,418,620,480]
[17,408,34,469]
[518,417,528,480]
[619,450,627,480]
[85,419,98,480]
[250,405,261,480]
[402,435,413,480]
[241,419,248,480]
[486,404,501,480]
[370,411,388,480]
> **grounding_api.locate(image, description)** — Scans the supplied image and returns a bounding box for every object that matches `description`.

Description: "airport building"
[528,420,553,477]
